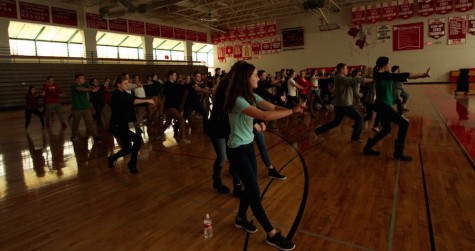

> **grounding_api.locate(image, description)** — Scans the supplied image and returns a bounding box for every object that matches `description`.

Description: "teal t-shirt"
[374,72,409,106]
[227,94,263,148]
[71,83,90,110]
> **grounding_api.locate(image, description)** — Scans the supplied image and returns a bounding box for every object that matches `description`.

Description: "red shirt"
[298,77,313,95]
[25,94,40,109]
[43,83,63,104]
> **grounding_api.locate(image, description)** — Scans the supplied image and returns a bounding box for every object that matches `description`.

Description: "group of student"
[23,56,430,250]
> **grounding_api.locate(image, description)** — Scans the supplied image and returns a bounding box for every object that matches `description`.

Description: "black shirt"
[163,81,185,109]
[110,89,136,126]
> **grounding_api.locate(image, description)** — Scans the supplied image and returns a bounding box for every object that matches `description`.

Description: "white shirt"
[287,78,298,97]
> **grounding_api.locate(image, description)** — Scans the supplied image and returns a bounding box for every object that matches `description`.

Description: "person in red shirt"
[25,86,45,131]
[298,70,314,115]
[42,76,67,129]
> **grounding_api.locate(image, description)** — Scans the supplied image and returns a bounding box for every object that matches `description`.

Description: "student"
[391,65,410,115]
[43,76,67,129]
[363,56,430,160]
[108,76,155,173]
[224,61,304,251]
[25,86,45,131]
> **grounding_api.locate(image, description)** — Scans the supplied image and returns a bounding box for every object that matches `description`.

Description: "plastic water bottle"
[203,213,213,239]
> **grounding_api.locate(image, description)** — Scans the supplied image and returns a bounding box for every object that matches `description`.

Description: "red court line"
[424,86,475,165]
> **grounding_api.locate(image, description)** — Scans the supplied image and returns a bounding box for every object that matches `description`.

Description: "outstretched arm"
[408,67,431,79]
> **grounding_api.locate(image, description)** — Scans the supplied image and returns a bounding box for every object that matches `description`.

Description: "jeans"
[71,109,99,138]
[371,101,409,144]
[210,137,240,185]
[227,143,274,233]
[315,105,363,140]
[253,130,271,168]
[25,108,45,128]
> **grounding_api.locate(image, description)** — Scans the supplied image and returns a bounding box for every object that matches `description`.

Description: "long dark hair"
[224,62,256,113]
[374,56,389,76]
[213,61,246,103]
[26,85,35,96]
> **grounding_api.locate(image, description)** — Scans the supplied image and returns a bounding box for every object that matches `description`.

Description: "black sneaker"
[266,231,295,251]
[107,155,116,168]
[213,181,230,194]
[363,148,380,156]
[234,217,258,233]
[128,162,139,174]
[268,168,286,180]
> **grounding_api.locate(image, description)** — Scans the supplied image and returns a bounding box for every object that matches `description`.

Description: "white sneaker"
[402,115,409,121]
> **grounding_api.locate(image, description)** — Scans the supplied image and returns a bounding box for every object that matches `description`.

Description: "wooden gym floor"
[0,84,474,251]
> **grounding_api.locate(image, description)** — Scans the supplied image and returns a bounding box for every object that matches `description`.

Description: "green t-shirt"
[71,83,90,110]
[227,94,263,148]
[375,72,409,106]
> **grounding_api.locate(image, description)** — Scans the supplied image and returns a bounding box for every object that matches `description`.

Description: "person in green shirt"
[363,56,430,161]
[70,73,101,142]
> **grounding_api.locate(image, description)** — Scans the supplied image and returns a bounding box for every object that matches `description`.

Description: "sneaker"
[266,231,295,251]
[268,168,286,180]
[107,155,116,168]
[372,127,380,133]
[213,182,230,194]
[363,148,380,156]
[128,162,139,174]
[177,138,191,144]
[402,115,409,121]
[70,136,78,142]
[234,217,258,233]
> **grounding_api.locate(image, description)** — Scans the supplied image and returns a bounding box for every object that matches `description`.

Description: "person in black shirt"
[107,76,155,174]
[183,71,212,133]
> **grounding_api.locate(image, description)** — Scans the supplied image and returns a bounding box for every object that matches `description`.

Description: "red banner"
[228,29,237,42]
[146,23,160,36]
[109,18,127,33]
[233,44,242,59]
[261,39,271,54]
[252,41,261,55]
[242,42,252,60]
[217,46,225,62]
[428,18,446,39]
[448,15,467,44]
[161,25,174,38]
[352,6,366,25]
[366,3,381,23]
[266,20,277,37]
[186,30,197,41]
[435,0,453,14]
[219,32,226,43]
[51,7,77,27]
[382,1,398,21]
[271,38,282,54]
[174,28,186,40]
[469,14,475,36]
[211,32,220,44]
[225,45,233,57]
[398,0,414,19]
[257,22,266,38]
[86,13,107,30]
[237,26,247,41]
[128,20,144,35]
[418,0,435,17]
[197,32,207,43]
[247,24,256,40]
[454,0,473,12]
[0,0,17,19]
[393,22,424,51]
[20,1,49,23]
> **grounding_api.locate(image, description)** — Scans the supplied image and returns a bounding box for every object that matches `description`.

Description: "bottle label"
[204,224,212,229]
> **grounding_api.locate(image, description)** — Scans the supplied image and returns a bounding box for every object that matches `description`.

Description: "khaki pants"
[71,109,99,138]
[159,108,185,139]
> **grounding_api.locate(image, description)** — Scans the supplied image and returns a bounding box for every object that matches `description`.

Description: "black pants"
[315,106,363,141]
[25,108,45,129]
[226,143,273,232]
[371,101,409,144]
[184,99,209,132]
[110,125,142,166]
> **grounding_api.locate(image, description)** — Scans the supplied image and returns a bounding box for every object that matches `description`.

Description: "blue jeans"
[227,143,274,232]
[315,105,363,141]
[210,137,240,185]
[253,130,271,168]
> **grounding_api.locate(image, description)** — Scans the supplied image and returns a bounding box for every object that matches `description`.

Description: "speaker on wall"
[303,0,324,10]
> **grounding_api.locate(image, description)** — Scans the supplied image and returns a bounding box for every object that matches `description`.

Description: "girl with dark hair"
[363,56,430,160]
[224,61,304,251]
[108,76,155,173]
[25,86,45,131]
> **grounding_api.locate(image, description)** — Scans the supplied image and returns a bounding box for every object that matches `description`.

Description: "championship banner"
[448,15,467,44]
[211,32,220,44]
[242,42,252,60]
[225,45,233,57]
[0,0,17,19]
[217,46,226,62]
[174,28,186,40]
[219,32,227,43]
[257,22,267,38]
[228,29,237,42]
[398,0,414,19]
[428,18,446,39]
[52,7,78,27]
[418,0,435,17]
[109,18,127,33]
[382,0,398,21]
[393,22,424,51]
[237,26,247,41]
[469,14,475,36]
[146,23,160,37]
[352,6,366,25]
[252,41,261,55]
[128,20,145,35]
[266,20,277,37]
[197,32,208,43]
[271,38,282,54]
[261,39,271,54]
[366,3,381,24]
[186,30,197,41]
[160,25,174,38]
[454,0,473,12]
[247,24,256,40]
[234,44,242,59]
[20,1,49,23]
[435,0,453,14]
